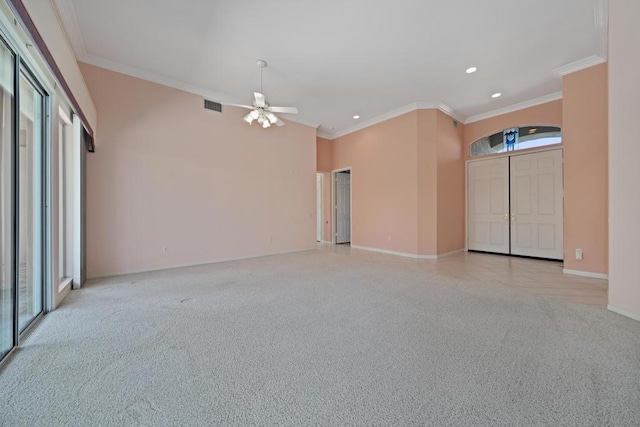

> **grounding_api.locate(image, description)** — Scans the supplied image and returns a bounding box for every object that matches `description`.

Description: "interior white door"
[510,149,563,259]
[316,174,322,242]
[335,172,351,243]
[467,157,510,254]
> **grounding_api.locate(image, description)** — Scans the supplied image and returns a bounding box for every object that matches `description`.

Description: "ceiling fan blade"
[224,103,254,110]
[269,106,298,114]
[275,119,285,127]
[254,92,266,108]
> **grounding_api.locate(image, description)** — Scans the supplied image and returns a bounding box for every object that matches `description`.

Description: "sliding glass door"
[0,35,48,362]
[17,71,44,332]
[0,40,14,359]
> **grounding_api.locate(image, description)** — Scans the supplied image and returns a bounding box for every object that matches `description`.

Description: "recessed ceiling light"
[491,92,502,98]
[353,115,360,119]
[466,67,477,74]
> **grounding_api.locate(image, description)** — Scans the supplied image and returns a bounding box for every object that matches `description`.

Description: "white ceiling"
[53,0,607,139]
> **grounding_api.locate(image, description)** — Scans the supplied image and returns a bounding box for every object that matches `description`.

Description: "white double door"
[467,149,563,260]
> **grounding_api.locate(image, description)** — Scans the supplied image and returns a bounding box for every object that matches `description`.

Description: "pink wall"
[327,108,465,257]
[417,110,438,255]
[436,110,466,254]
[316,137,333,172]
[608,0,640,320]
[80,63,317,277]
[333,111,419,254]
[562,63,608,275]
[417,109,466,256]
[464,100,563,152]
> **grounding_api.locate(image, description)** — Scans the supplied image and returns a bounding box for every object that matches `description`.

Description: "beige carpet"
[0,250,638,426]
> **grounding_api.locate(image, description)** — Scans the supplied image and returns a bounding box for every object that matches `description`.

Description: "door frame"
[316,173,323,242]
[332,167,352,244]
[465,145,563,253]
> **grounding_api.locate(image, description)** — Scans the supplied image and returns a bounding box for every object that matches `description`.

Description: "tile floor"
[318,243,608,307]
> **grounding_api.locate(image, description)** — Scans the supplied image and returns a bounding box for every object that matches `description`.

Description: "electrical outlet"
[575,249,582,260]
[387,235,392,241]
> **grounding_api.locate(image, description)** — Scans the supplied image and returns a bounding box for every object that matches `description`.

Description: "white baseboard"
[87,248,316,280]
[563,269,608,280]
[351,245,464,260]
[433,249,465,259]
[351,245,420,258]
[608,304,640,322]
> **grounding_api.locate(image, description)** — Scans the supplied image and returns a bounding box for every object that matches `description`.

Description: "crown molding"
[464,92,563,124]
[322,102,465,140]
[316,131,333,140]
[321,92,564,139]
[329,102,420,140]
[436,102,465,123]
[79,53,230,102]
[52,0,86,58]
[553,55,607,77]
[552,1,608,76]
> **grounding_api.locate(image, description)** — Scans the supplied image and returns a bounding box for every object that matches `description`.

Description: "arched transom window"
[469,125,561,157]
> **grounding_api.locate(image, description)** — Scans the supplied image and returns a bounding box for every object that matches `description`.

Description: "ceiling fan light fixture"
[237,60,298,129]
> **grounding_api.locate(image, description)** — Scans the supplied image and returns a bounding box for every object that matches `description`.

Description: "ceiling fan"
[230,60,298,128]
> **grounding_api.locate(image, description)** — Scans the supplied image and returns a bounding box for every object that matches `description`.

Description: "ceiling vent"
[204,99,222,112]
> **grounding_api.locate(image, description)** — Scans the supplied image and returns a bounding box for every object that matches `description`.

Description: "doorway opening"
[332,168,351,245]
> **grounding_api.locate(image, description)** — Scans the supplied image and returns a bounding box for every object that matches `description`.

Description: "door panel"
[0,42,15,359]
[515,175,532,214]
[467,157,509,253]
[510,149,563,259]
[17,73,44,332]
